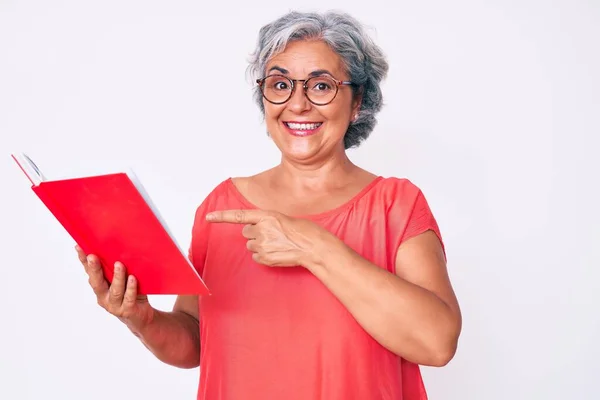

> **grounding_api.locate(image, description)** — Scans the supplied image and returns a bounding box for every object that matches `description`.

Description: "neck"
[272,148,359,191]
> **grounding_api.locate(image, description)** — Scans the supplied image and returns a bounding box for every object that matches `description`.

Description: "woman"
[76,10,461,400]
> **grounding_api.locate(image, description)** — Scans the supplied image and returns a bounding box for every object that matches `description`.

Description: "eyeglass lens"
[261,75,339,105]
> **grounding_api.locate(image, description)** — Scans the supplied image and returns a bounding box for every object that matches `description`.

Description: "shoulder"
[373,176,424,208]
[371,176,444,253]
[373,176,440,235]
[192,178,235,217]
[204,178,233,201]
[355,176,431,229]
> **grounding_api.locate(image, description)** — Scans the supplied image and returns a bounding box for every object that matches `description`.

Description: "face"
[261,40,361,163]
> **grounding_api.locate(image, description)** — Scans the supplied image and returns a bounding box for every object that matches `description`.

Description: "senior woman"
[76,10,461,400]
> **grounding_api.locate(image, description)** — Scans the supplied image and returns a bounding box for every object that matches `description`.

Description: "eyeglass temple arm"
[256,77,355,85]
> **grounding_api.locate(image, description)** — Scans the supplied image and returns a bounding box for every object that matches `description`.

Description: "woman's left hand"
[205,209,330,267]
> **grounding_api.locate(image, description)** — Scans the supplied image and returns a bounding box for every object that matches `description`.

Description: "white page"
[126,169,199,274]
[12,153,46,185]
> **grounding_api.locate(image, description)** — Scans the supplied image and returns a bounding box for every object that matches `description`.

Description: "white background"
[1,1,598,399]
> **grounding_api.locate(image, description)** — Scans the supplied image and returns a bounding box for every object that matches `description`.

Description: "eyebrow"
[307,69,335,77]
[268,65,288,74]
[267,65,336,78]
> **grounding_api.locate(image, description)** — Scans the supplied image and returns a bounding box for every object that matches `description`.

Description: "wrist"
[302,229,350,274]
[122,307,157,338]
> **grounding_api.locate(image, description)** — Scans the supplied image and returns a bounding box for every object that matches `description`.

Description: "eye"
[273,81,289,91]
[264,75,292,92]
[308,77,334,92]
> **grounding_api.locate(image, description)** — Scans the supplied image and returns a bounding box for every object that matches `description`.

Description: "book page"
[126,170,196,270]
[12,153,46,185]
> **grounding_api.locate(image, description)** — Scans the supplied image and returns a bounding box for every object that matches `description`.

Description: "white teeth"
[286,122,322,130]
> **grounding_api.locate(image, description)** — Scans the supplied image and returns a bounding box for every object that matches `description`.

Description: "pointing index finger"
[205,209,269,224]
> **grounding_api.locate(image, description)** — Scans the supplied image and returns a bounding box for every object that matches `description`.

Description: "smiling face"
[261,40,361,163]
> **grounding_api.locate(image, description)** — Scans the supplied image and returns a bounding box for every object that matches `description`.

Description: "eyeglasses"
[256,74,354,106]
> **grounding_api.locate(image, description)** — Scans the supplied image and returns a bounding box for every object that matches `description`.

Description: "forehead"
[266,40,346,78]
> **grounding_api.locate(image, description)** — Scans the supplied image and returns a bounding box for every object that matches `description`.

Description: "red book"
[12,153,210,296]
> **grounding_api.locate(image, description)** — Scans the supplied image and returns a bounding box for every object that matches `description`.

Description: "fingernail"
[205,213,215,221]
[114,263,121,272]
[87,255,93,263]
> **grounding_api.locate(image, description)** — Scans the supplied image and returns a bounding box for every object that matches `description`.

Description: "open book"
[12,153,210,296]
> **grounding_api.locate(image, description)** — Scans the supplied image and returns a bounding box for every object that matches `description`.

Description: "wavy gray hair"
[247,11,389,149]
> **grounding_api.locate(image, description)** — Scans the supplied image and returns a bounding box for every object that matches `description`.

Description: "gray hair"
[247,10,389,149]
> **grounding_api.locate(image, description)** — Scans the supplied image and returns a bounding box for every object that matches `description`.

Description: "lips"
[283,121,323,137]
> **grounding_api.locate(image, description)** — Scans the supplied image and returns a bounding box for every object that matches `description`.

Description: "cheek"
[321,104,351,125]
[323,93,355,121]
[264,104,284,122]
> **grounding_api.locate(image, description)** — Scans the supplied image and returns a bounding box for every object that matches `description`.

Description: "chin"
[279,137,346,164]
[281,142,320,161]
[267,123,345,161]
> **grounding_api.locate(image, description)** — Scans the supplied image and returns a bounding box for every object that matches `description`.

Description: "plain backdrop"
[1,0,598,399]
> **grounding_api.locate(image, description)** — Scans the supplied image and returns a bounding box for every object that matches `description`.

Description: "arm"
[129,295,201,369]
[131,196,211,368]
[305,229,462,367]
[204,190,461,366]
[78,195,213,369]
[78,248,202,369]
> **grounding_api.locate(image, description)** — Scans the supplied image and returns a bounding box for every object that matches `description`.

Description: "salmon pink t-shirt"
[188,176,443,400]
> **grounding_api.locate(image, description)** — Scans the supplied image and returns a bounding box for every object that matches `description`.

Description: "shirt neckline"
[225,175,384,220]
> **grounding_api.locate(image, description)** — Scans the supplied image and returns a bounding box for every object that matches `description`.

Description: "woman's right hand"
[75,245,155,332]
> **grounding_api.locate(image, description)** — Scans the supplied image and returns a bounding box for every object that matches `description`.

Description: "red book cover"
[12,153,210,296]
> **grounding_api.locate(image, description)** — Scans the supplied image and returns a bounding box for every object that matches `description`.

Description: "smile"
[283,121,323,137]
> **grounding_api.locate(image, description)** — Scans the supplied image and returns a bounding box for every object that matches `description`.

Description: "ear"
[351,92,363,122]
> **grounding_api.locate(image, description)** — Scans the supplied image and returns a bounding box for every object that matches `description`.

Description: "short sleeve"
[384,179,445,270]
[188,193,216,277]
[400,189,443,247]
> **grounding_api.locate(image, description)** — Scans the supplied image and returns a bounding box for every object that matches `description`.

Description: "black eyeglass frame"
[256,74,355,106]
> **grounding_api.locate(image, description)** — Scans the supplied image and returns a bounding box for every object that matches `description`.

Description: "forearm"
[126,309,200,369]
[306,236,459,366]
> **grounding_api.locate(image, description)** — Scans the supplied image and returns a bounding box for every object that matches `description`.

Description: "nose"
[286,82,311,113]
